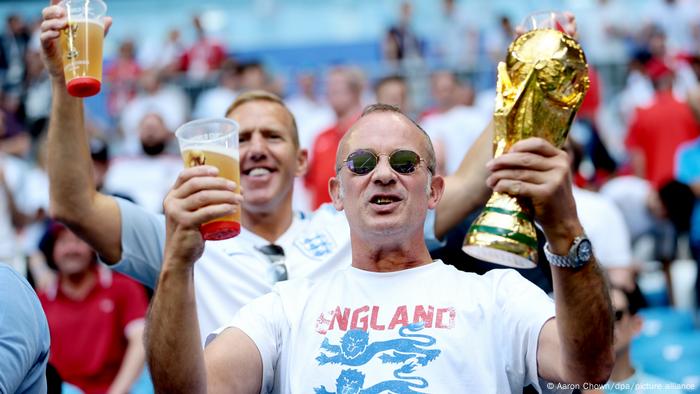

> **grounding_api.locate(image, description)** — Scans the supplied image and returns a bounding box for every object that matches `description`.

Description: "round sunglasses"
[338,149,432,176]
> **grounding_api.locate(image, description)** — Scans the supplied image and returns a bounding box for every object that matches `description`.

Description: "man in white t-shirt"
[147,104,614,392]
[40,6,491,343]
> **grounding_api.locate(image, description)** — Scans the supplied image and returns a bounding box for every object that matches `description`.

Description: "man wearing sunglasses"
[148,103,613,392]
[40,4,489,346]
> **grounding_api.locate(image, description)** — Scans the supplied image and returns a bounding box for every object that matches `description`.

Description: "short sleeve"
[206,292,286,394]
[108,197,166,288]
[0,266,50,394]
[114,274,149,336]
[490,269,556,392]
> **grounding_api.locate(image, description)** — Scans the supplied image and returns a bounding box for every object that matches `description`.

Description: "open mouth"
[370,195,402,205]
[243,167,275,177]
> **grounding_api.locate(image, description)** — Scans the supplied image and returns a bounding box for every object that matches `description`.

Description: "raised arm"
[40,3,122,263]
[434,121,493,239]
[146,166,260,393]
[487,138,614,384]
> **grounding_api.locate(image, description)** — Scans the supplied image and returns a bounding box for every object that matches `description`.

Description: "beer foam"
[182,144,238,159]
[66,18,104,28]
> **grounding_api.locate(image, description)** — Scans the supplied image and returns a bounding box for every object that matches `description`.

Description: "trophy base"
[463,245,537,269]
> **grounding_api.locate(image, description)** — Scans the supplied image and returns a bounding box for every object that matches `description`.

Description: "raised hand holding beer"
[40,0,111,97]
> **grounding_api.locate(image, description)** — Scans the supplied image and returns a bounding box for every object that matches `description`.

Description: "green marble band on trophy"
[462,28,590,269]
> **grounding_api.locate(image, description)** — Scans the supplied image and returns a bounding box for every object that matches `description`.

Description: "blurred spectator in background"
[578,0,632,90]
[21,47,51,139]
[566,139,635,291]
[305,66,364,208]
[139,28,185,76]
[645,26,698,99]
[485,15,514,66]
[37,223,148,394]
[618,49,654,126]
[582,286,685,394]
[105,40,142,119]
[605,58,700,305]
[374,74,410,115]
[120,69,189,155]
[422,78,488,176]
[105,112,182,213]
[641,0,700,57]
[0,14,30,91]
[383,1,424,66]
[433,0,478,71]
[0,263,50,394]
[193,58,240,119]
[285,72,334,151]
[238,60,277,94]
[179,15,226,82]
[420,70,458,120]
[0,104,31,157]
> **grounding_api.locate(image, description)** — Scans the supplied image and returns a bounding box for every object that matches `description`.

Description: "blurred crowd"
[2,0,700,392]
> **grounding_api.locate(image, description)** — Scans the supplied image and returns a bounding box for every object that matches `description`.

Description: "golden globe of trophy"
[462,15,590,268]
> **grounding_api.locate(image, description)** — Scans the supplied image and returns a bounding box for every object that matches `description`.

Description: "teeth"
[248,168,271,177]
[373,197,395,205]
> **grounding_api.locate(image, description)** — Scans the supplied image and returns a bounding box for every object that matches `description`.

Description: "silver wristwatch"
[544,235,593,268]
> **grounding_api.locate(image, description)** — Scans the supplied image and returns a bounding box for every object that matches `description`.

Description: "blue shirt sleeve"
[424,208,446,251]
[107,197,166,289]
[0,264,50,394]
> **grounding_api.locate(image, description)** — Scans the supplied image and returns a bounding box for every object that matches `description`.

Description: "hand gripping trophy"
[463,12,590,268]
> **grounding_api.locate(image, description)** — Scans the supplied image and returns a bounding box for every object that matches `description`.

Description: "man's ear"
[295,148,309,178]
[329,177,344,211]
[428,175,445,210]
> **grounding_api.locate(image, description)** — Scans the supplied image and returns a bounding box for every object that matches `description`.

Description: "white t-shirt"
[573,187,632,269]
[421,105,490,175]
[211,261,556,394]
[111,199,442,344]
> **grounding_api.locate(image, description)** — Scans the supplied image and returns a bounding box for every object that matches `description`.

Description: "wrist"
[542,220,584,255]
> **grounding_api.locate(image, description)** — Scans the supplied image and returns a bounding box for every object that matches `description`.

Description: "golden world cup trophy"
[462,15,590,268]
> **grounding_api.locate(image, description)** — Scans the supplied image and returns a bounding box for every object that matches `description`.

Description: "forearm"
[108,325,146,394]
[47,79,95,224]
[146,264,206,394]
[434,121,493,238]
[551,258,614,384]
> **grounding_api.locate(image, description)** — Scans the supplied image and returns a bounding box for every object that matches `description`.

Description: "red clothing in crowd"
[105,59,141,117]
[625,91,700,189]
[38,265,148,394]
[305,116,358,208]
[180,38,226,78]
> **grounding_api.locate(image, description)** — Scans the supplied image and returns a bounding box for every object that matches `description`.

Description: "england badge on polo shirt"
[295,230,336,260]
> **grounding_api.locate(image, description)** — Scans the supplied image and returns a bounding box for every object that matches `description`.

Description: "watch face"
[576,239,593,262]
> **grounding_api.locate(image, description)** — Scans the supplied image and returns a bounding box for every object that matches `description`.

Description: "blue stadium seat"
[632,331,700,392]
[637,307,696,338]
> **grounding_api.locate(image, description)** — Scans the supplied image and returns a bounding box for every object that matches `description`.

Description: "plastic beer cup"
[59,0,107,97]
[175,118,241,240]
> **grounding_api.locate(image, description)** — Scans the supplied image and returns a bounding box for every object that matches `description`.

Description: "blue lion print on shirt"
[316,322,440,367]
[314,322,440,393]
[314,363,428,394]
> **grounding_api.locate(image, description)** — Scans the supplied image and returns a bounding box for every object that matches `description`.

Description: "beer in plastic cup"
[175,118,241,240]
[59,0,107,97]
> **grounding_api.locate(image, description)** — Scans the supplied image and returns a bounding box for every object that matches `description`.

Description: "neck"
[350,230,432,272]
[610,350,635,382]
[242,198,294,243]
[60,267,97,300]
